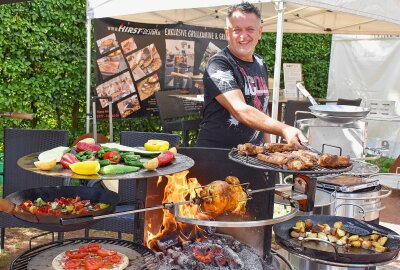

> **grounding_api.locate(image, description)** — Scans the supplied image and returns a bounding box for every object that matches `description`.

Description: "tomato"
[105,254,121,264]
[96,249,117,257]
[76,141,101,153]
[65,249,88,259]
[84,257,104,270]
[36,207,50,215]
[60,153,79,169]
[87,243,102,252]
[64,259,82,268]
[157,150,175,166]
[79,245,89,252]
[103,151,121,164]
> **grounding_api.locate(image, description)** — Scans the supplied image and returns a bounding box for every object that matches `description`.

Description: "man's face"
[225,10,262,61]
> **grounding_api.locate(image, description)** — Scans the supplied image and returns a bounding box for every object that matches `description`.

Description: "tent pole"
[86,18,92,133]
[271,0,285,142]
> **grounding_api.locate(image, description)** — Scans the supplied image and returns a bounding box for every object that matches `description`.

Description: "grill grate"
[10,237,157,270]
[228,149,353,175]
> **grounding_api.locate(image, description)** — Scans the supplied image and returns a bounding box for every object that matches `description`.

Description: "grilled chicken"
[199,176,247,218]
[317,154,351,167]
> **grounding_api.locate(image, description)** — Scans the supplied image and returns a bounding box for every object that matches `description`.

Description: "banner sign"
[94,18,227,119]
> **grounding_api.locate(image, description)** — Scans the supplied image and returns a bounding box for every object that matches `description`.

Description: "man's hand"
[282,126,307,148]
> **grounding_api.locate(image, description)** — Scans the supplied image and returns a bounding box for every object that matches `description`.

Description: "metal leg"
[118,232,122,239]
[85,228,90,237]
[1,228,5,250]
[58,232,64,241]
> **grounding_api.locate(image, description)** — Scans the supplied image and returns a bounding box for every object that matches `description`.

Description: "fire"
[147,170,209,249]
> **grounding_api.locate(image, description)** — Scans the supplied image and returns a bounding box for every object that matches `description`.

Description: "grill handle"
[335,187,392,200]
[297,238,340,260]
[334,203,365,220]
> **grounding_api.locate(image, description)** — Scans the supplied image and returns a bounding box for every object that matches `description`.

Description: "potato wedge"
[377,236,388,246]
[351,240,361,247]
[348,235,360,241]
[334,221,343,229]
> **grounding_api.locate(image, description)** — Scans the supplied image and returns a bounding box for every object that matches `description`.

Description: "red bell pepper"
[60,153,79,169]
[76,141,101,153]
[103,151,121,164]
[157,150,175,166]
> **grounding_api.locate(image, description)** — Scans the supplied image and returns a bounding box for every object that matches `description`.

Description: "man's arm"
[215,89,306,146]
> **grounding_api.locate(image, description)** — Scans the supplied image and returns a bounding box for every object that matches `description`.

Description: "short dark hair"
[227,1,261,20]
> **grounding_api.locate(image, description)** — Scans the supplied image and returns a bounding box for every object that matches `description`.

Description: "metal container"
[334,185,391,222]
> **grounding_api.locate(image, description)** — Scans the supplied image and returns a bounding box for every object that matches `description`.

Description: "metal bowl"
[309,105,370,117]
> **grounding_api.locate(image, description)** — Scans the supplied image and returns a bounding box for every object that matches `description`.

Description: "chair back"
[336,98,362,106]
[283,100,314,127]
[3,128,68,197]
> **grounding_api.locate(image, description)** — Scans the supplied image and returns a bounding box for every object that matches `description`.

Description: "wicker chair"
[85,131,180,242]
[0,128,69,249]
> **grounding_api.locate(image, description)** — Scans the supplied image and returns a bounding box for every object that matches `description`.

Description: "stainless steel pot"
[334,185,391,222]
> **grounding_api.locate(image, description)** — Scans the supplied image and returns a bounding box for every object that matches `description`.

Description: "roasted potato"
[304,219,313,230]
[327,235,338,243]
[336,228,346,237]
[295,221,306,233]
[290,230,300,238]
[334,221,343,229]
[370,234,380,241]
[318,232,328,241]
[348,235,360,242]
[378,236,388,246]
[351,240,362,247]
[361,240,372,249]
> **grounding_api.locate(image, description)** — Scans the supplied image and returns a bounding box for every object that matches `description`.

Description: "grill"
[228,149,353,175]
[10,238,158,270]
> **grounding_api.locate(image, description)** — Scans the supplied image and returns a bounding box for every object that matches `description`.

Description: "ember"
[156,233,265,270]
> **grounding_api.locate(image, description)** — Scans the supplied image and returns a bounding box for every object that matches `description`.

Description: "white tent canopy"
[87,0,400,34]
[85,0,400,132]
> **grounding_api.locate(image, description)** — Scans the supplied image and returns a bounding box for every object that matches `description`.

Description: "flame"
[147,170,209,249]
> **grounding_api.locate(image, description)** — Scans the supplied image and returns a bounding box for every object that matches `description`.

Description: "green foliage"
[256,33,332,98]
[367,156,395,173]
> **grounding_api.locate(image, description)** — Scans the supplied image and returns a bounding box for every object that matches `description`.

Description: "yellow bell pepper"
[144,139,170,151]
[69,160,100,175]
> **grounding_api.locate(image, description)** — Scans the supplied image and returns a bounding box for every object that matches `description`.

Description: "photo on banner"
[93,18,227,119]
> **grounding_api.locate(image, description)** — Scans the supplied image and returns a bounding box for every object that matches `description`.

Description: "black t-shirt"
[197,47,269,148]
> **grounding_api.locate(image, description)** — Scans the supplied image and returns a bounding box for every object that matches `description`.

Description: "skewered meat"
[200,176,247,218]
[317,153,351,167]
[238,143,265,156]
[265,143,296,153]
[256,153,288,168]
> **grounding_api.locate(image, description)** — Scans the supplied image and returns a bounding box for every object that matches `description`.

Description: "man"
[197,2,306,148]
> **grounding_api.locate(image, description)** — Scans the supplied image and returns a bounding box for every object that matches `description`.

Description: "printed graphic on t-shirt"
[209,69,235,92]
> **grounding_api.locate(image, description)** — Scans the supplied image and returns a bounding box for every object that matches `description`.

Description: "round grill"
[10,237,158,270]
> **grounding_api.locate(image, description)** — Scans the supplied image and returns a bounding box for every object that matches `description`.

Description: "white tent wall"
[86,0,400,134]
[327,34,400,158]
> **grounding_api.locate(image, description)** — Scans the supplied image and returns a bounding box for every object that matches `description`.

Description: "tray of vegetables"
[17,138,194,180]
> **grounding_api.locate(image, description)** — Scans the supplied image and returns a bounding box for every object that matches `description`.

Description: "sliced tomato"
[84,257,104,270]
[87,243,102,252]
[79,244,89,252]
[96,249,117,257]
[65,249,88,259]
[105,254,121,264]
[36,207,50,215]
[64,259,82,268]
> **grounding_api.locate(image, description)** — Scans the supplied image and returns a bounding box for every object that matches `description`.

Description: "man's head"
[225,2,263,61]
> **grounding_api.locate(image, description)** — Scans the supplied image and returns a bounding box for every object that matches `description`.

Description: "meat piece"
[200,177,248,218]
[256,153,288,167]
[237,143,265,156]
[287,158,307,171]
[317,154,351,167]
[292,150,318,162]
[265,143,296,153]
